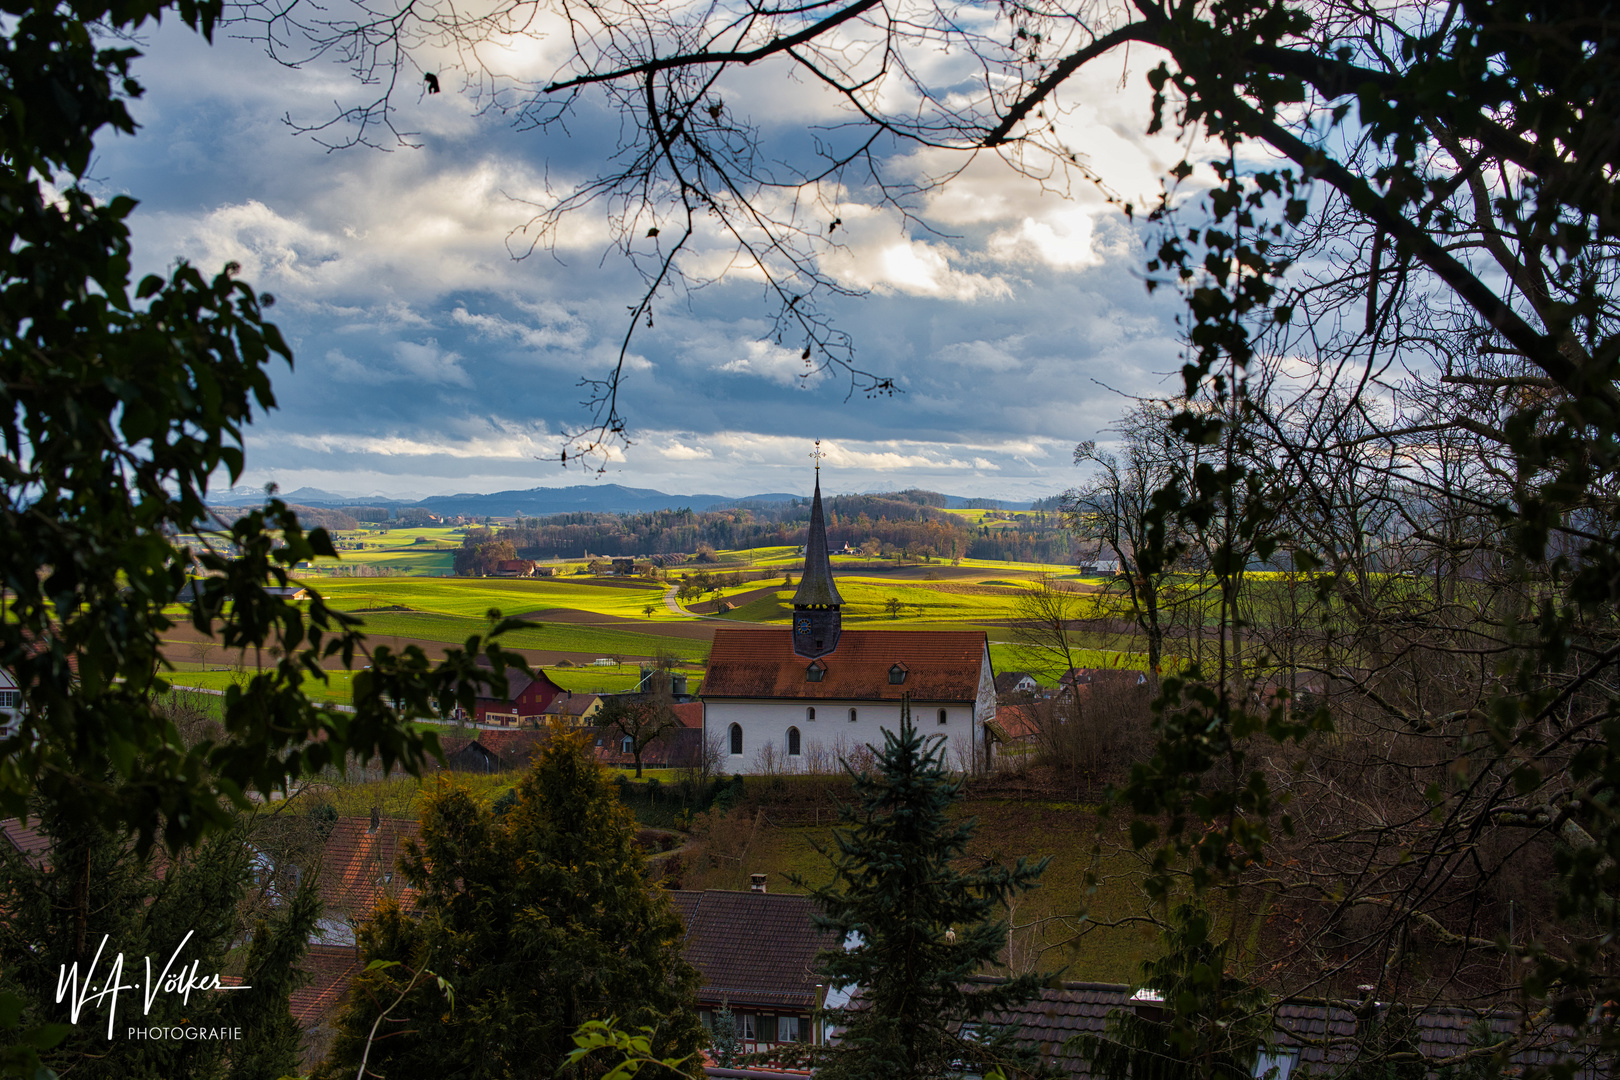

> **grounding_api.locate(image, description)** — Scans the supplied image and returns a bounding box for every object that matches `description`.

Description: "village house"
[461,662,567,725]
[1058,667,1147,700]
[538,690,605,727]
[671,884,834,1054]
[0,667,20,738]
[994,670,1040,698]
[701,470,997,775]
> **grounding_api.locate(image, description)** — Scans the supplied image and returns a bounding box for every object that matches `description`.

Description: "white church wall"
[706,697,980,775]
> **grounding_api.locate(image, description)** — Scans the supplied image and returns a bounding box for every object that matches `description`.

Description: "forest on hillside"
[454,491,1081,565]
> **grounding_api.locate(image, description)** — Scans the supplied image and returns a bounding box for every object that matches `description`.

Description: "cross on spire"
[810,439,824,472]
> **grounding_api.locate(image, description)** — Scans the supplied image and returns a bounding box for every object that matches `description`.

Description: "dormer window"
[806,662,826,682]
[888,663,908,685]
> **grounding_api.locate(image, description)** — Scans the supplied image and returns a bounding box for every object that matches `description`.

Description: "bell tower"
[792,442,843,659]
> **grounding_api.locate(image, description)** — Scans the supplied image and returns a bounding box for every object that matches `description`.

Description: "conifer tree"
[318,727,704,1079]
[0,800,318,1080]
[805,700,1049,1080]
[710,1005,742,1068]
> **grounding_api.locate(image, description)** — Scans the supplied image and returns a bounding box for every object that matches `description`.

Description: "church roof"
[703,629,988,702]
[791,476,843,608]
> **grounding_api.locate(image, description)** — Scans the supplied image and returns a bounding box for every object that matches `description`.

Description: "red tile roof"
[592,727,702,769]
[290,944,361,1027]
[319,816,419,922]
[703,630,988,703]
[672,701,704,729]
[988,703,1041,742]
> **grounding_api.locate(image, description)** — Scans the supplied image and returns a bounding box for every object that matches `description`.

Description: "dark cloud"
[98,19,1185,500]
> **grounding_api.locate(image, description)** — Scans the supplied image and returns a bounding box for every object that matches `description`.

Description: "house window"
[0,691,17,709]
[938,708,948,725]
[741,1014,756,1040]
[806,706,816,721]
[756,1014,778,1043]
[848,708,858,723]
[788,727,801,756]
[729,723,743,755]
[621,736,633,754]
[781,1015,803,1042]
[806,663,825,682]
[888,664,907,684]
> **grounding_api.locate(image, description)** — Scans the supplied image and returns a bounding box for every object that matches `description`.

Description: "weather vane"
[810,439,824,472]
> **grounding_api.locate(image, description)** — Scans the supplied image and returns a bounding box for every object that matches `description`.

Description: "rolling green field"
[315,575,678,619]
[306,526,465,575]
[163,538,1153,685]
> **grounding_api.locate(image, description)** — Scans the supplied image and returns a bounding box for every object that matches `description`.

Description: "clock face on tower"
[795,617,812,635]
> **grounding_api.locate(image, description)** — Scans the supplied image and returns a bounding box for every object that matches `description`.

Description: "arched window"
[788,727,801,756]
[729,723,743,755]
[848,708,858,723]
[806,707,816,721]
[938,709,948,725]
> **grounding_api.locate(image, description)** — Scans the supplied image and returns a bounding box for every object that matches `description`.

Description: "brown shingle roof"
[703,630,987,703]
[672,890,835,1010]
[1,819,49,868]
[984,981,1599,1079]
[475,729,551,767]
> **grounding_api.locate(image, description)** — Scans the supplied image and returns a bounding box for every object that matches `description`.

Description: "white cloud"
[987,210,1102,270]
[452,305,589,350]
[392,340,474,386]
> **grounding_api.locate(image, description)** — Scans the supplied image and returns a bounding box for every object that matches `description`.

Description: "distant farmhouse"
[701,469,998,774]
[459,662,567,726]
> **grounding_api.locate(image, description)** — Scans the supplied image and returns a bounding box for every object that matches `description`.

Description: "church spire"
[792,444,842,658]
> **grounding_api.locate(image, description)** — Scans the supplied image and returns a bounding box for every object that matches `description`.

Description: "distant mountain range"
[212,483,1034,515]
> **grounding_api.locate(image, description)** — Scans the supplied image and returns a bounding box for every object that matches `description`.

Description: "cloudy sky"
[96,14,1197,502]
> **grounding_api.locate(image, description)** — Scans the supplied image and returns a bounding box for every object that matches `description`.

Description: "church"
[701,468,998,775]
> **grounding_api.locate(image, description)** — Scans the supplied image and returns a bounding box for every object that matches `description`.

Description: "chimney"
[750,873,767,893]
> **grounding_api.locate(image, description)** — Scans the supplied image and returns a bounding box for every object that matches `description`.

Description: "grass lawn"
[164,667,358,704]
[684,799,1157,982]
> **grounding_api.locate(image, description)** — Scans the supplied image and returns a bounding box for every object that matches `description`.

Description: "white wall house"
[702,629,998,775]
[0,667,20,738]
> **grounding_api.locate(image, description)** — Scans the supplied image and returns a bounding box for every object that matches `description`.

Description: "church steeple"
[792,445,842,658]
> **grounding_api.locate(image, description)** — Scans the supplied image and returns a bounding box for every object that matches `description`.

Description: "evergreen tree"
[805,699,1049,1080]
[0,800,318,1080]
[318,728,704,1079]
[709,1005,741,1068]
